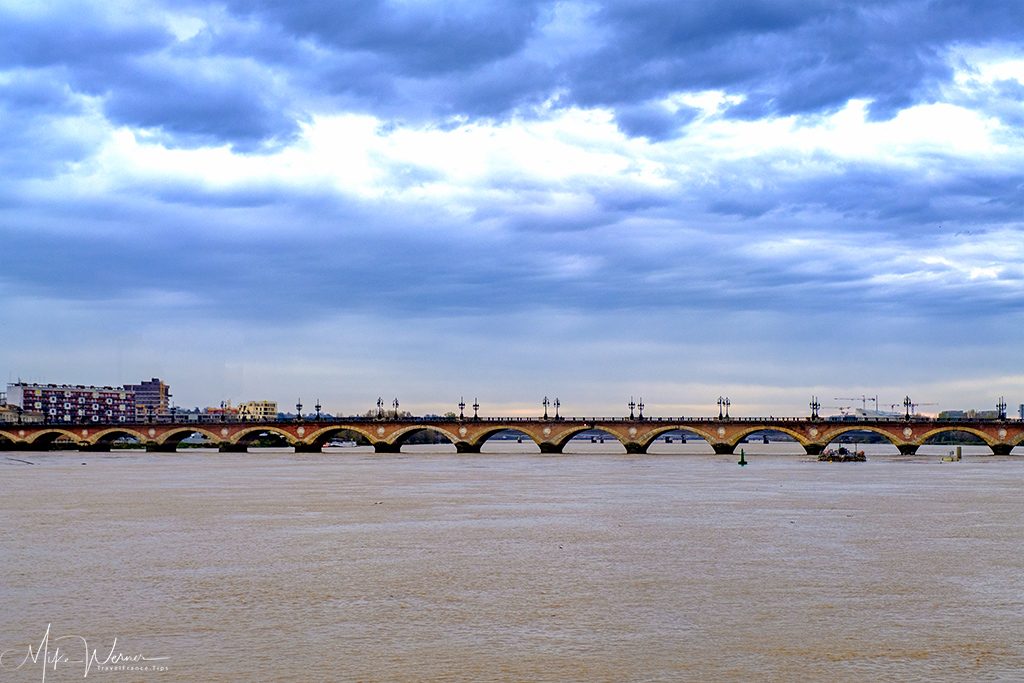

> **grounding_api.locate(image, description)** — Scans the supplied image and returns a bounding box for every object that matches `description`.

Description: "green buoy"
[738,448,747,467]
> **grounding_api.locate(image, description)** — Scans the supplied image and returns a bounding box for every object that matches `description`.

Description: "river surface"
[1,443,1022,681]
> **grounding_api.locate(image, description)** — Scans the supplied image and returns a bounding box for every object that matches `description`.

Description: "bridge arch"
[554,425,627,453]
[474,427,541,446]
[474,427,542,452]
[89,427,148,446]
[230,426,298,447]
[824,425,901,447]
[627,424,715,448]
[304,425,376,448]
[727,425,809,447]
[25,428,81,447]
[917,426,997,447]
[155,427,221,448]
[387,425,460,449]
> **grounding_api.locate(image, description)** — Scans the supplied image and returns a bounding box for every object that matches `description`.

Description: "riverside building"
[237,400,279,421]
[7,382,135,423]
[123,377,171,419]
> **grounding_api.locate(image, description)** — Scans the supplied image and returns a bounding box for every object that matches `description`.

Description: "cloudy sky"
[2,0,1023,417]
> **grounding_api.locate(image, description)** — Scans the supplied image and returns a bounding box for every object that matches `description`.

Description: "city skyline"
[3,376,1018,421]
[2,2,1023,415]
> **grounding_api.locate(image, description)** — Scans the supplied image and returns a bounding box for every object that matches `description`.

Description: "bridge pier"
[803,444,825,456]
[711,443,735,455]
[146,442,178,452]
[455,442,481,454]
[373,442,402,453]
[219,442,248,453]
[293,442,323,453]
[624,442,648,454]
[992,444,1013,456]
[539,442,564,454]
[898,444,919,455]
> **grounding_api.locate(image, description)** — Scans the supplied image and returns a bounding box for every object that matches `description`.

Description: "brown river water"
[1,442,1022,682]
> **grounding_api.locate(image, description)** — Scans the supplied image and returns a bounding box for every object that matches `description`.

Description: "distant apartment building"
[6,382,135,423]
[237,400,278,421]
[938,409,1001,419]
[123,377,171,419]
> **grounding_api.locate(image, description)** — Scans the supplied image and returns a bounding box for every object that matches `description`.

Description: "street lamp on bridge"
[458,397,466,420]
[638,398,645,421]
[542,396,550,420]
[296,399,303,422]
[376,397,384,419]
[554,398,561,420]
[903,395,912,420]
[997,396,1007,420]
[393,398,400,418]
[629,397,636,420]
[315,399,322,421]
[717,396,724,419]
[473,398,480,421]
[809,396,820,420]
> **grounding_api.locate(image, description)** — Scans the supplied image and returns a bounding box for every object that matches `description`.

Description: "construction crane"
[834,395,880,412]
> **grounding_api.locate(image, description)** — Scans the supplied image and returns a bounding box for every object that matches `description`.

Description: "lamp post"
[315,399,322,421]
[638,398,645,421]
[376,397,384,419]
[997,396,1007,420]
[629,397,636,420]
[809,396,820,420]
[296,400,303,422]
[473,398,480,421]
[724,397,731,419]
[458,397,466,420]
[554,398,561,420]
[16,406,23,425]
[392,398,399,419]
[903,395,912,420]
[542,396,549,420]
[717,396,724,419]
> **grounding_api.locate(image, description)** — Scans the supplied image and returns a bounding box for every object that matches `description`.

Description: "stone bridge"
[2,417,1023,455]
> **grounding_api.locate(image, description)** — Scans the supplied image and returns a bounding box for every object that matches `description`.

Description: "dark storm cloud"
[614,102,700,141]
[0,4,171,69]
[2,1,1020,150]
[97,55,303,150]
[581,1,1024,120]
[1,165,1015,327]
[0,70,102,178]
[0,4,300,150]
[222,0,544,76]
